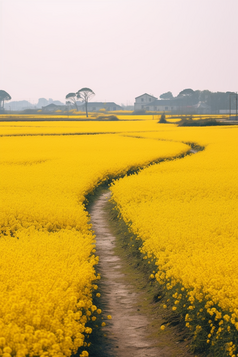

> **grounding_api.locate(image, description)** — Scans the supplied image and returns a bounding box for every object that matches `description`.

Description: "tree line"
[0,88,95,117]
[1,88,237,114]
[160,89,238,112]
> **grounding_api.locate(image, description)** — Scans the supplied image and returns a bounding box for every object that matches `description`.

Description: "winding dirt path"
[89,191,193,357]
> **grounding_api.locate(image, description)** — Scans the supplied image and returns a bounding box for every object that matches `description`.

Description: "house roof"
[80,102,122,107]
[149,98,185,106]
[135,93,158,100]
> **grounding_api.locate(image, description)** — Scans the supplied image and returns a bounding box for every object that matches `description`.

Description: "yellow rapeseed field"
[0,120,188,357]
[0,119,158,135]
[110,124,238,356]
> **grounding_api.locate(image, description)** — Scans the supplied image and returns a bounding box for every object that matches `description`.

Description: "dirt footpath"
[89,190,193,357]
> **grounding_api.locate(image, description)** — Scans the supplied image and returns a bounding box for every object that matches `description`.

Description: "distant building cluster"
[134,93,211,114]
[3,89,238,115]
[40,102,122,113]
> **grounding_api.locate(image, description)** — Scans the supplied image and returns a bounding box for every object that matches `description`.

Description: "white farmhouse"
[135,94,186,112]
[134,93,158,110]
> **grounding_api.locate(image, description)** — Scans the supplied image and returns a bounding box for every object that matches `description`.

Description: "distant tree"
[199,90,211,102]
[226,92,237,112]
[65,92,80,111]
[226,91,236,96]
[37,98,49,108]
[177,88,194,97]
[159,91,173,100]
[158,112,167,123]
[0,90,11,109]
[177,89,197,109]
[76,88,95,117]
[210,91,237,113]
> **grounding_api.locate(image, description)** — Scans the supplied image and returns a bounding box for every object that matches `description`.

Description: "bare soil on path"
[89,190,194,357]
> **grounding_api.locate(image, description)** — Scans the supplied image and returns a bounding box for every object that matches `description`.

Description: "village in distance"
[0,88,238,116]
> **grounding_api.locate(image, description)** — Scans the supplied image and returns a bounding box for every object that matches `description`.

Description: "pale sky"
[1,0,238,105]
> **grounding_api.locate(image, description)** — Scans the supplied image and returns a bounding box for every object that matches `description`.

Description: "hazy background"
[1,0,238,105]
